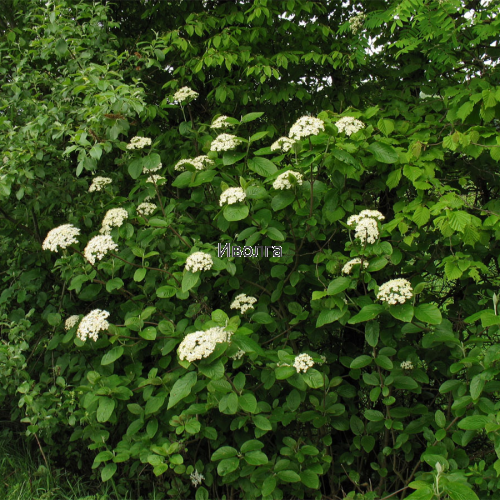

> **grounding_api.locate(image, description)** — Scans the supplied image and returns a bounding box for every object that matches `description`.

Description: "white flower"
[100,208,128,235]
[211,115,234,129]
[77,309,110,342]
[83,235,118,265]
[289,116,325,140]
[401,361,414,370]
[171,86,199,104]
[210,133,242,152]
[272,171,303,190]
[178,326,232,362]
[230,293,258,314]
[190,469,205,488]
[347,210,385,227]
[137,202,157,216]
[349,13,366,34]
[89,176,112,192]
[65,315,80,331]
[377,278,413,305]
[230,349,245,360]
[355,218,380,245]
[143,162,162,173]
[277,362,290,367]
[42,224,81,252]
[174,156,214,172]
[219,187,246,206]
[185,252,213,273]
[335,116,365,136]
[126,136,152,150]
[270,137,296,153]
[143,195,154,202]
[293,353,315,373]
[146,174,165,184]
[342,258,369,275]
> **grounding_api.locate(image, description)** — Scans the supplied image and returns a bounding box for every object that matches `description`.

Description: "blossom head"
[349,13,366,34]
[289,116,325,140]
[77,309,110,342]
[335,116,365,136]
[174,156,214,172]
[342,258,369,275]
[185,252,213,273]
[190,470,205,488]
[211,115,234,129]
[177,327,232,362]
[83,235,118,265]
[42,224,81,252]
[146,174,165,184]
[230,293,257,314]
[273,171,303,190]
[65,315,80,331]
[143,162,162,174]
[126,136,152,150]
[137,202,157,217]
[89,176,112,192]
[401,361,414,370]
[355,217,379,245]
[270,137,296,153]
[219,187,246,206]
[100,208,128,235]
[171,86,199,104]
[293,353,315,373]
[377,278,413,305]
[210,134,242,152]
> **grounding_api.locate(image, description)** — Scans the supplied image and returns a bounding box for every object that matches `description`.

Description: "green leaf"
[139,326,157,340]
[446,481,480,500]
[223,203,249,221]
[167,372,197,410]
[217,457,239,476]
[145,395,166,415]
[97,397,115,423]
[470,374,484,400]
[348,304,384,324]
[327,277,351,295]
[302,369,324,389]
[157,286,176,298]
[412,206,430,227]
[134,268,147,282]
[253,415,272,430]
[367,142,399,163]
[458,415,490,430]
[172,171,193,188]
[251,312,273,324]
[232,334,265,355]
[47,313,61,326]
[271,191,295,211]
[148,218,169,227]
[377,118,394,136]
[364,409,384,421]
[277,470,301,482]
[248,157,278,177]
[350,355,372,369]
[392,376,418,390]
[182,271,200,292]
[262,475,277,496]
[241,112,264,123]
[101,346,124,366]
[300,470,319,489]
[211,446,238,461]
[365,321,380,347]
[106,278,124,293]
[375,355,393,370]
[244,450,268,465]
[361,435,376,453]
[316,308,344,327]
[55,38,68,56]
[457,101,474,122]
[128,158,143,179]
[435,410,446,428]
[239,393,257,413]
[415,304,442,324]
[101,462,117,482]
[266,227,285,241]
[389,304,414,322]
[143,153,161,172]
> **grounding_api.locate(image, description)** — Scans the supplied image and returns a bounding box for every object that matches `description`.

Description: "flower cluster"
[347,211,384,245]
[65,315,80,331]
[137,202,157,217]
[100,208,128,235]
[335,116,365,136]
[177,327,232,362]
[76,309,110,342]
[272,171,303,190]
[230,349,245,360]
[174,156,214,172]
[289,116,325,140]
[230,293,258,314]
[342,258,369,275]
[83,235,118,265]
[171,86,199,104]
[143,162,162,174]
[190,470,205,488]
[349,13,366,34]
[270,137,296,153]
[146,174,165,184]
[89,176,112,192]
[185,252,213,273]
[347,210,385,226]
[210,133,242,152]
[126,136,152,150]
[377,278,413,305]
[42,224,80,252]
[401,361,414,370]
[293,353,315,373]
[211,115,234,129]
[219,187,246,206]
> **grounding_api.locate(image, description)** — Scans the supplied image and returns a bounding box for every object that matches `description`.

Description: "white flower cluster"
[137,202,157,216]
[293,353,315,373]
[401,361,414,370]
[143,162,162,174]
[273,171,303,190]
[83,235,118,265]
[190,470,205,488]
[178,327,232,362]
[377,278,413,305]
[143,195,154,202]
[172,86,199,103]
[347,211,384,245]
[126,136,152,150]
[174,155,214,172]
[230,349,245,360]
[289,116,325,140]
[342,258,369,275]
[270,137,296,153]
[219,187,246,206]
[89,176,112,192]
[230,293,258,314]
[77,309,110,342]
[42,224,81,252]
[100,208,128,235]
[335,116,365,136]
[211,115,234,129]
[185,252,213,273]
[65,315,80,331]
[349,13,366,34]
[347,210,385,226]
[146,174,165,184]
[210,133,242,152]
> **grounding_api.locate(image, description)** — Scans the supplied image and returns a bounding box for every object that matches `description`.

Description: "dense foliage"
[1,0,500,499]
